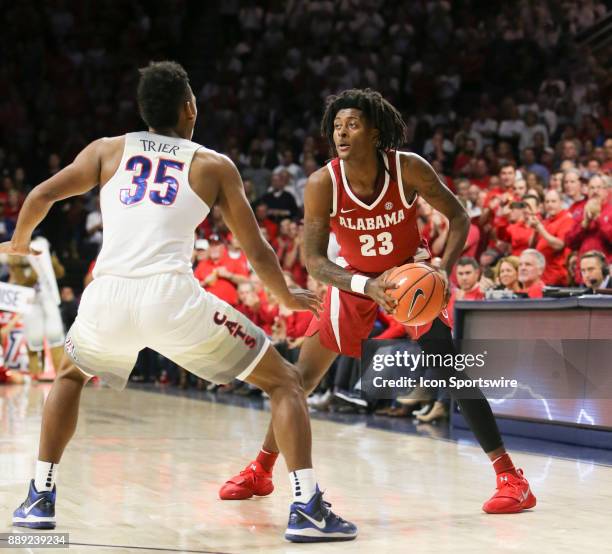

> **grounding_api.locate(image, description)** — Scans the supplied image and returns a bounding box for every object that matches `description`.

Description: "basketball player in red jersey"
[221,89,536,515]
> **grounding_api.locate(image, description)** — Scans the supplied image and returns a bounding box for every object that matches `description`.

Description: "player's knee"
[267,360,305,397]
[56,363,89,385]
[300,367,321,395]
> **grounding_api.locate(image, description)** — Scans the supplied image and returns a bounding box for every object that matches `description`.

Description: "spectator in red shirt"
[563,169,586,219]
[235,282,275,334]
[224,233,250,276]
[254,202,278,241]
[518,249,546,298]
[446,257,485,322]
[565,175,612,283]
[275,219,307,287]
[191,238,209,269]
[495,200,535,256]
[530,189,574,285]
[193,235,249,306]
[470,158,491,190]
[484,163,515,209]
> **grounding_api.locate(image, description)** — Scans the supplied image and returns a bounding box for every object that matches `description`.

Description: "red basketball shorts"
[305,285,451,359]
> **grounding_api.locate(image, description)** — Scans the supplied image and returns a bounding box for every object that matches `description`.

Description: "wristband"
[350,274,370,294]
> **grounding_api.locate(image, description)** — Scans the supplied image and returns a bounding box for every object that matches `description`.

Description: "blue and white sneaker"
[13,480,56,529]
[285,487,357,542]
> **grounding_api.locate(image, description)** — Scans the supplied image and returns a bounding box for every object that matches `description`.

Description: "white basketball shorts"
[64,273,270,389]
[23,295,65,351]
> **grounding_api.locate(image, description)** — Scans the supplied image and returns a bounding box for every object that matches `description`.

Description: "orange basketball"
[388,263,445,326]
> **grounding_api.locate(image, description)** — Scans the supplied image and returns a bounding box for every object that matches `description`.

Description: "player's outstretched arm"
[303,169,398,313]
[209,154,321,315]
[401,153,470,274]
[0,140,103,255]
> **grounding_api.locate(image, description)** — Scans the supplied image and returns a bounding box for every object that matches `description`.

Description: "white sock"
[34,461,57,492]
[289,468,317,502]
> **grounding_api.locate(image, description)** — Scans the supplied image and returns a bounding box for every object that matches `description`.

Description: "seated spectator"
[566,252,579,287]
[531,189,574,285]
[193,234,249,306]
[452,137,477,175]
[519,111,549,151]
[293,157,319,209]
[579,250,611,292]
[242,149,271,198]
[493,256,521,293]
[563,169,586,217]
[59,286,78,330]
[225,233,249,276]
[525,171,545,194]
[565,175,612,283]
[482,164,516,228]
[273,149,305,192]
[192,238,209,269]
[242,178,258,204]
[235,282,275,334]
[84,196,102,260]
[254,203,278,242]
[495,200,535,256]
[549,171,564,191]
[518,249,546,298]
[602,138,612,174]
[279,221,307,287]
[423,126,454,162]
[257,170,299,222]
[512,179,527,199]
[521,147,550,184]
[446,257,485,320]
[469,160,491,190]
[0,200,16,242]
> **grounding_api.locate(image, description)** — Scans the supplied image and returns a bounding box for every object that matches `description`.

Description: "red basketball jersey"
[328,150,425,273]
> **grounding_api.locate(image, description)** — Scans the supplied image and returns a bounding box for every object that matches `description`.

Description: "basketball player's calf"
[220,334,335,501]
[13,355,89,529]
[419,320,537,514]
[244,346,357,542]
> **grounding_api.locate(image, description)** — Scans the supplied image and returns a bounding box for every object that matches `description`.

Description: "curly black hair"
[320,89,407,154]
[137,61,191,130]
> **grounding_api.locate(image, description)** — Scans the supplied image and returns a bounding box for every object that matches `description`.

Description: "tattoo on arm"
[304,216,353,291]
[404,153,469,272]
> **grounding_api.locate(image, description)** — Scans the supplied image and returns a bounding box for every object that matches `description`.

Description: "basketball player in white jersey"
[4,61,356,543]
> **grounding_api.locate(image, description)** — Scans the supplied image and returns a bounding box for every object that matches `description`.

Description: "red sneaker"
[219,460,274,500]
[482,469,537,514]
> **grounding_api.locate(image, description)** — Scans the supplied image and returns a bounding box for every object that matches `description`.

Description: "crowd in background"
[1,1,611,419]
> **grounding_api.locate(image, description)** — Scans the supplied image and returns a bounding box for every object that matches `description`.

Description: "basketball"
[388,263,445,326]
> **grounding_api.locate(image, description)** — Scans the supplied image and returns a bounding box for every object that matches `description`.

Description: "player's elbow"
[30,181,61,205]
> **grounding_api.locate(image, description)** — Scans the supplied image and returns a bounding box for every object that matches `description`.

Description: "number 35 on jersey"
[120,156,184,206]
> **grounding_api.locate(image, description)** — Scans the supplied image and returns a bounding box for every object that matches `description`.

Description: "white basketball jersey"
[93,131,210,278]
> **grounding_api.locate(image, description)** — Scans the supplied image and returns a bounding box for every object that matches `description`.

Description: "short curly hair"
[320,88,407,154]
[137,61,191,129]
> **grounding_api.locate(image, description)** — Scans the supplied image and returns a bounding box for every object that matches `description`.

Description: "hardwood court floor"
[1,383,611,553]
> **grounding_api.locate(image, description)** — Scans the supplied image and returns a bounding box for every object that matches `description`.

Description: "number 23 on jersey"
[120,155,184,206]
[359,232,394,256]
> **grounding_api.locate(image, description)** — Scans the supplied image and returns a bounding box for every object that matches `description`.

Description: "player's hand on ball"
[282,286,323,316]
[365,269,399,314]
[0,241,40,256]
[421,263,450,308]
